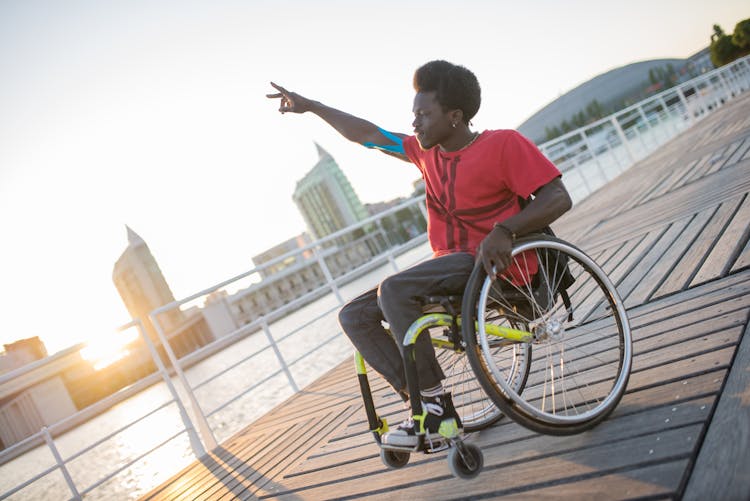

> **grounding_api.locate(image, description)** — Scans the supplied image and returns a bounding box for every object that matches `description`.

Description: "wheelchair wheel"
[380,448,410,468]
[435,330,530,432]
[447,442,483,479]
[462,235,632,435]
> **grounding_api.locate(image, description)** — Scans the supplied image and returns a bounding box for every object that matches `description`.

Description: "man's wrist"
[493,223,516,241]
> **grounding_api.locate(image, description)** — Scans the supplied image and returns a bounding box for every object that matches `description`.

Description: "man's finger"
[482,254,493,277]
[270,82,286,92]
[266,93,282,98]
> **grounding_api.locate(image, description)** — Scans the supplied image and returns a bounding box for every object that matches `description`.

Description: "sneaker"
[382,393,463,449]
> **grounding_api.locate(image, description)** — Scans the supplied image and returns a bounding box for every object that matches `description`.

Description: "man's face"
[412,91,453,150]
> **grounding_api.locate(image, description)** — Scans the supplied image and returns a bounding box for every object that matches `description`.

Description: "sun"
[81,328,139,370]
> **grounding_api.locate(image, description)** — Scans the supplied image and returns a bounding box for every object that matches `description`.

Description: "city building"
[292,144,369,239]
[252,233,313,279]
[230,233,375,327]
[112,226,213,356]
[0,344,82,450]
[0,337,47,375]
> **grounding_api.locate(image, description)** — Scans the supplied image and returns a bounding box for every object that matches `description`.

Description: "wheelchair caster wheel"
[447,442,483,479]
[380,448,410,469]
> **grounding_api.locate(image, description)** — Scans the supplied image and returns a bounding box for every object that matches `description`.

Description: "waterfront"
[0,115,695,500]
[1,70,743,498]
[0,242,431,501]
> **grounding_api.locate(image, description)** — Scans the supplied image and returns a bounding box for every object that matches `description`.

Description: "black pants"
[338,252,475,393]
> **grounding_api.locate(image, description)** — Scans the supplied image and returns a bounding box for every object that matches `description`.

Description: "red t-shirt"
[403,129,562,257]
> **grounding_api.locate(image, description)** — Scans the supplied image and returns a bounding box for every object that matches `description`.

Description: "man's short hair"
[413,60,481,123]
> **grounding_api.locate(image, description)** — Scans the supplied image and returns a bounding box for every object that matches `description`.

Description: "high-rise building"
[112,227,214,356]
[112,227,185,343]
[292,144,368,239]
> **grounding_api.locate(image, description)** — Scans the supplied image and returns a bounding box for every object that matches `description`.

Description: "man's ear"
[450,109,464,125]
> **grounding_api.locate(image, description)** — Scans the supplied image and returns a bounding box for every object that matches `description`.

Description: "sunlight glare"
[81,328,139,370]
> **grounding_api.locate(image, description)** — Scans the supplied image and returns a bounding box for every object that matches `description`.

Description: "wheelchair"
[354,234,633,479]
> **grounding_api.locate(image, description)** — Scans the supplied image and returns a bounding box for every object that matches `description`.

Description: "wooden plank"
[276,282,746,491]
[640,161,693,202]
[608,229,665,289]
[721,136,750,170]
[732,231,750,272]
[615,222,683,307]
[582,165,750,252]
[691,193,750,286]
[683,320,750,501]
[639,211,716,303]
[291,370,727,481]
[705,139,743,176]
[683,145,730,184]
[628,269,750,324]
[622,218,693,307]
[625,160,688,208]
[272,425,703,500]
[292,275,750,483]
[216,406,359,500]
[148,429,279,501]
[496,460,689,500]
[652,199,741,297]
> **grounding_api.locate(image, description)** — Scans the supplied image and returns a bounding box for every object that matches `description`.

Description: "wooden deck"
[143,94,750,500]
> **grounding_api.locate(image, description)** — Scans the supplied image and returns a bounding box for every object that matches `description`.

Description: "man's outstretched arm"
[267,82,408,161]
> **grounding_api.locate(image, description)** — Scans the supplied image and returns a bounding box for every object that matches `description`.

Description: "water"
[0,242,432,501]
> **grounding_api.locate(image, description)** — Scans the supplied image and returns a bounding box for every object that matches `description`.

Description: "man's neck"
[439,127,477,152]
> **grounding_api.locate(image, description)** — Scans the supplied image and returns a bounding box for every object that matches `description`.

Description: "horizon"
[1,0,748,356]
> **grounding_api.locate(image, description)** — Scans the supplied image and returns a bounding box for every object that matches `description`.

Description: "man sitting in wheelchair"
[268,60,571,448]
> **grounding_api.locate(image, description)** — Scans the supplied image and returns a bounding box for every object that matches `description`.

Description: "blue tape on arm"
[363,127,405,154]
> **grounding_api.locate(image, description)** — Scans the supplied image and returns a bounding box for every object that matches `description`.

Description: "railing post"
[376,219,393,249]
[718,69,734,99]
[580,129,608,183]
[133,319,205,458]
[418,198,429,224]
[610,115,636,164]
[572,152,593,196]
[692,77,710,115]
[675,85,694,125]
[386,249,399,272]
[150,314,218,451]
[657,95,681,134]
[313,246,344,305]
[261,317,299,392]
[42,427,81,501]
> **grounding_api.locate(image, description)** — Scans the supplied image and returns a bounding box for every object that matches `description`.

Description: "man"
[267,60,571,447]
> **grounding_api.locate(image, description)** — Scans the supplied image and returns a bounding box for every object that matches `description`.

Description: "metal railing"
[1,54,749,500]
[147,195,432,452]
[0,320,201,500]
[538,55,750,202]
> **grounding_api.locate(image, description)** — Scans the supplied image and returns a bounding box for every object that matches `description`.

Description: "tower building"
[292,144,368,239]
[112,226,185,343]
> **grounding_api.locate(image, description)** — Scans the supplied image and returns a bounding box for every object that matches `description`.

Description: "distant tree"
[585,99,604,120]
[710,22,746,67]
[712,24,726,40]
[732,18,750,49]
[570,111,585,128]
[544,126,562,142]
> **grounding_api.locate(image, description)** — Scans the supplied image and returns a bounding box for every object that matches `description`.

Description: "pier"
[140,92,750,499]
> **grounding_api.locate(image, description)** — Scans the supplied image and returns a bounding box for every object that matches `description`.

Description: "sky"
[0,0,747,356]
